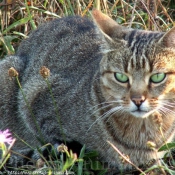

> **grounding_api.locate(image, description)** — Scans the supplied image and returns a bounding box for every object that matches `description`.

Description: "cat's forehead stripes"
[127,30,163,51]
[125,30,164,71]
[126,54,151,73]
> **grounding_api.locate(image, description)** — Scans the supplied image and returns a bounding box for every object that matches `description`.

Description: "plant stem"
[16,76,44,143]
[45,78,66,144]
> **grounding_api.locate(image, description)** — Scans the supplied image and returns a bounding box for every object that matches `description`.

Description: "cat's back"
[16,15,103,83]
[17,16,102,64]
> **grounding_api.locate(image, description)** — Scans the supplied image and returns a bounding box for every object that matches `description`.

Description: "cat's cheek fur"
[150,76,175,99]
[100,73,128,98]
[162,76,175,96]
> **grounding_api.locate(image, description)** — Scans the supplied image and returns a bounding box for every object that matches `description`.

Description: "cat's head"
[92,10,175,118]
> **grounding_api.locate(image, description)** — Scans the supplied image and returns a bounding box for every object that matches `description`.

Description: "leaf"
[13,31,28,38]
[2,17,31,34]
[62,157,75,172]
[79,145,86,159]
[84,150,99,159]
[158,142,175,152]
[77,145,86,175]
[29,6,61,18]
[97,170,108,175]
[0,35,18,55]
[90,160,104,171]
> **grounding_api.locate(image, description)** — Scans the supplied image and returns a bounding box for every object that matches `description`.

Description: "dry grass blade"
[107,140,146,175]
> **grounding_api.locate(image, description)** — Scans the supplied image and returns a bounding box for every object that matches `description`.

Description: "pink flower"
[0,129,13,145]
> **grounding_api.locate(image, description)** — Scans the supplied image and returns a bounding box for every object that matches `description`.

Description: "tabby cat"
[1,9,175,173]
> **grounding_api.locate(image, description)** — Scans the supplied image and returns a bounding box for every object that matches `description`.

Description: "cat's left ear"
[158,27,175,48]
[91,9,127,40]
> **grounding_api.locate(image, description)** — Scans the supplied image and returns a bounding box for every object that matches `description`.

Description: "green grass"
[0,0,175,174]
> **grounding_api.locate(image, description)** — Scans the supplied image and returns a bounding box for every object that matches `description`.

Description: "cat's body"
[1,10,175,173]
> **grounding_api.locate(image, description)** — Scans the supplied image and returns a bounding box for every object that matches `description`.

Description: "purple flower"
[0,129,13,145]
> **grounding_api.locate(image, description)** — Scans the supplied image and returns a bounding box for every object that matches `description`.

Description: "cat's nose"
[131,96,146,108]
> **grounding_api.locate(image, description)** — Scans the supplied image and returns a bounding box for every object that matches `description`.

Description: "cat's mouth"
[131,109,152,118]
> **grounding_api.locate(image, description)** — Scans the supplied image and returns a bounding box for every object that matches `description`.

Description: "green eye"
[114,73,129,83]
[150,73,166,83]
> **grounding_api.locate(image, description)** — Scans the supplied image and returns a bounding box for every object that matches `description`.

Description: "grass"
[0,0,175,58]
[0,0,175,174]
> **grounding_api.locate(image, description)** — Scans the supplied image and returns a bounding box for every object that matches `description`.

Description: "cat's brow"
[101,70,113,76]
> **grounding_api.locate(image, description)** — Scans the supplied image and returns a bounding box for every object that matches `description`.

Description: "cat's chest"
[103,112,175,149]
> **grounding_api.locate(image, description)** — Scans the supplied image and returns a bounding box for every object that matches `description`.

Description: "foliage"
[0,0,175,58]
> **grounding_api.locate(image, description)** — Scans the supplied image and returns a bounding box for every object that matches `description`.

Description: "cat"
[1,9,175,173]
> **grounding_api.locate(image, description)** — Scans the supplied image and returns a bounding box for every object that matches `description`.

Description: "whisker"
[87,103,114,118]
[159,101,175,108]
[86,99,122,119]
[159,99,175,106]
[86,106,122,133]
[156,100,175,117]
[88,100,123,111]
[158,108,168,117]
[159,106,175,116]
[105,107,125,123]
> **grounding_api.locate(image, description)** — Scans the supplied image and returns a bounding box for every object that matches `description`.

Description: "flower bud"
[39,66,50,79]
[57,143,68,153]
[147,141,156,150]
[8,67,19,78]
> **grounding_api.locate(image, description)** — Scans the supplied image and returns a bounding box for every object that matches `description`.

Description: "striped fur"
[0,9,175,173]
[93,10,175,170]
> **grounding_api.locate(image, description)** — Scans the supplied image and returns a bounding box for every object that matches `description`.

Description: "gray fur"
[1,10,175,173]
[1,15,108,168]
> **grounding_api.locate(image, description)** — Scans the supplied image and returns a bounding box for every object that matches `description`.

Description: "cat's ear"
[159,27,175,48]
[91,9,125,39]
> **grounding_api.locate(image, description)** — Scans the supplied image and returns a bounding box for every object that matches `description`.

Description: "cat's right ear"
[91,9,125,40]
